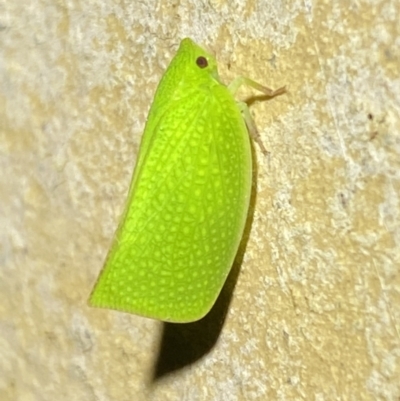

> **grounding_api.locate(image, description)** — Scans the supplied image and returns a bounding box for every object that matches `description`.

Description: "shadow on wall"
[151,139,260,380]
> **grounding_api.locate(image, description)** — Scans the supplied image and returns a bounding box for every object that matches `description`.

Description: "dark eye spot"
[196,56,208,69]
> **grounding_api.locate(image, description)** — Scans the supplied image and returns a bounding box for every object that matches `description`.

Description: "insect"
[89,38,285,322]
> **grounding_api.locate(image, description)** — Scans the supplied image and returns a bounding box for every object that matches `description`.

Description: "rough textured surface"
[1,1,399,400]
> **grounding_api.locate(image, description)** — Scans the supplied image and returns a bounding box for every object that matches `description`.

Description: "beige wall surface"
[1,1,399,400]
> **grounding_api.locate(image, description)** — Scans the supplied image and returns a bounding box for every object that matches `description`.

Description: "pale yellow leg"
[237,101,269,155]
[228,77,286,155]
[228,76,286,98]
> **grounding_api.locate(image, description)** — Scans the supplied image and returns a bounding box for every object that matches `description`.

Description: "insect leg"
[228,76,286,98]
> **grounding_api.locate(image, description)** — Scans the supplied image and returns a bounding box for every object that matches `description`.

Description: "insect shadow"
[151,139,260,380]
[246,92,286,107]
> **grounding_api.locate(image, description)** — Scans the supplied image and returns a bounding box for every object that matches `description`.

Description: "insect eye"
[196,56,208,69]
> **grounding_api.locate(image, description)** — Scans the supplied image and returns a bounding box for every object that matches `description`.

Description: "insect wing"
[89,39,252,322]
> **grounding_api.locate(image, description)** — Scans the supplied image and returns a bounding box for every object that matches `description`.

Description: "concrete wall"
[1,1,399,400]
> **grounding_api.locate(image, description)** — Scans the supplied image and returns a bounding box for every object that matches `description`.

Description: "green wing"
[89,39,252,322]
